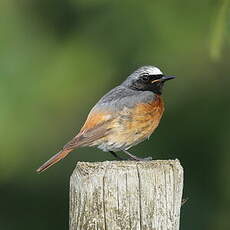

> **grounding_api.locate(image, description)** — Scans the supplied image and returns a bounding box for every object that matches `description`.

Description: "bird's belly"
[96,96,164,152]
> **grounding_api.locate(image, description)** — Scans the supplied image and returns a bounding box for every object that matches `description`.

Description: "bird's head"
[123,66,176,95]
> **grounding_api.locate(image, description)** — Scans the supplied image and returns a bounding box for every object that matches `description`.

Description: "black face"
[129,73,175,95]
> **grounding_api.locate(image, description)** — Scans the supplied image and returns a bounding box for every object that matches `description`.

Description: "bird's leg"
[109,151,124,160]
[122,150,152,161]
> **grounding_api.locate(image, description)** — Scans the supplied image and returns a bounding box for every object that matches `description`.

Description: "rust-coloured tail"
[36,149,72,173]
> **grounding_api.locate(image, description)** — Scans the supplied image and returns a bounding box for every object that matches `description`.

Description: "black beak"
[161,75,176,81]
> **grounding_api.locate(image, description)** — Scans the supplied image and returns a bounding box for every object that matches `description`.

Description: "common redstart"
[37,66,175,173]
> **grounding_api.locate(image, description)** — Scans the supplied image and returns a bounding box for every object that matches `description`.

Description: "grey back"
[91,85,155,113]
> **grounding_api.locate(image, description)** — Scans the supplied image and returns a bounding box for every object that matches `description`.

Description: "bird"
[36,66,175,173]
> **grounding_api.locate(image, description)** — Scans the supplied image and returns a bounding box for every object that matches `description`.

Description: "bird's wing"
[63,111,113,150]
[64,87,155,150]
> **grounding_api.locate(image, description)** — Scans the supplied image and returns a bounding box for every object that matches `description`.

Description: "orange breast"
[96,95,165,150]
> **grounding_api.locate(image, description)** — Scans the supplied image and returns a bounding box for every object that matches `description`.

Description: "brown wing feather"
[63,111,113,149]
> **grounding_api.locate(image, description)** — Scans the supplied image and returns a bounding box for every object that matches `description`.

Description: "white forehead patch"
[147,66,163,75]
[134,66,163,77]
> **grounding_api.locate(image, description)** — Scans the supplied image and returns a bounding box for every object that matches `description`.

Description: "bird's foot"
[122,150,152,161]
[128,156,152,161]
[181,197,189,206]
[142,156,152,161]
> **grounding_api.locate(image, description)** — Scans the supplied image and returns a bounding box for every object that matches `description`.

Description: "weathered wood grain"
[70,160,183,230]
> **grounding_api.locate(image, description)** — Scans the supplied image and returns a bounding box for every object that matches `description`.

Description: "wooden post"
[70,160,183,230]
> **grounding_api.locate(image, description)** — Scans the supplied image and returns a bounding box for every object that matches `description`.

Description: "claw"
[142,156,152,161]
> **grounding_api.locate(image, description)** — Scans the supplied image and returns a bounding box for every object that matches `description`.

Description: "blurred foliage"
[210,0,230,60]
[0,0,230,229]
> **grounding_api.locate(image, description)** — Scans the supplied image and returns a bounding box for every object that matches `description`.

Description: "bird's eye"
[142,74,149,82]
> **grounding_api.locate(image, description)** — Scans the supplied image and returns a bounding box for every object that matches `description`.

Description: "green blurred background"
[1,0,230,229]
